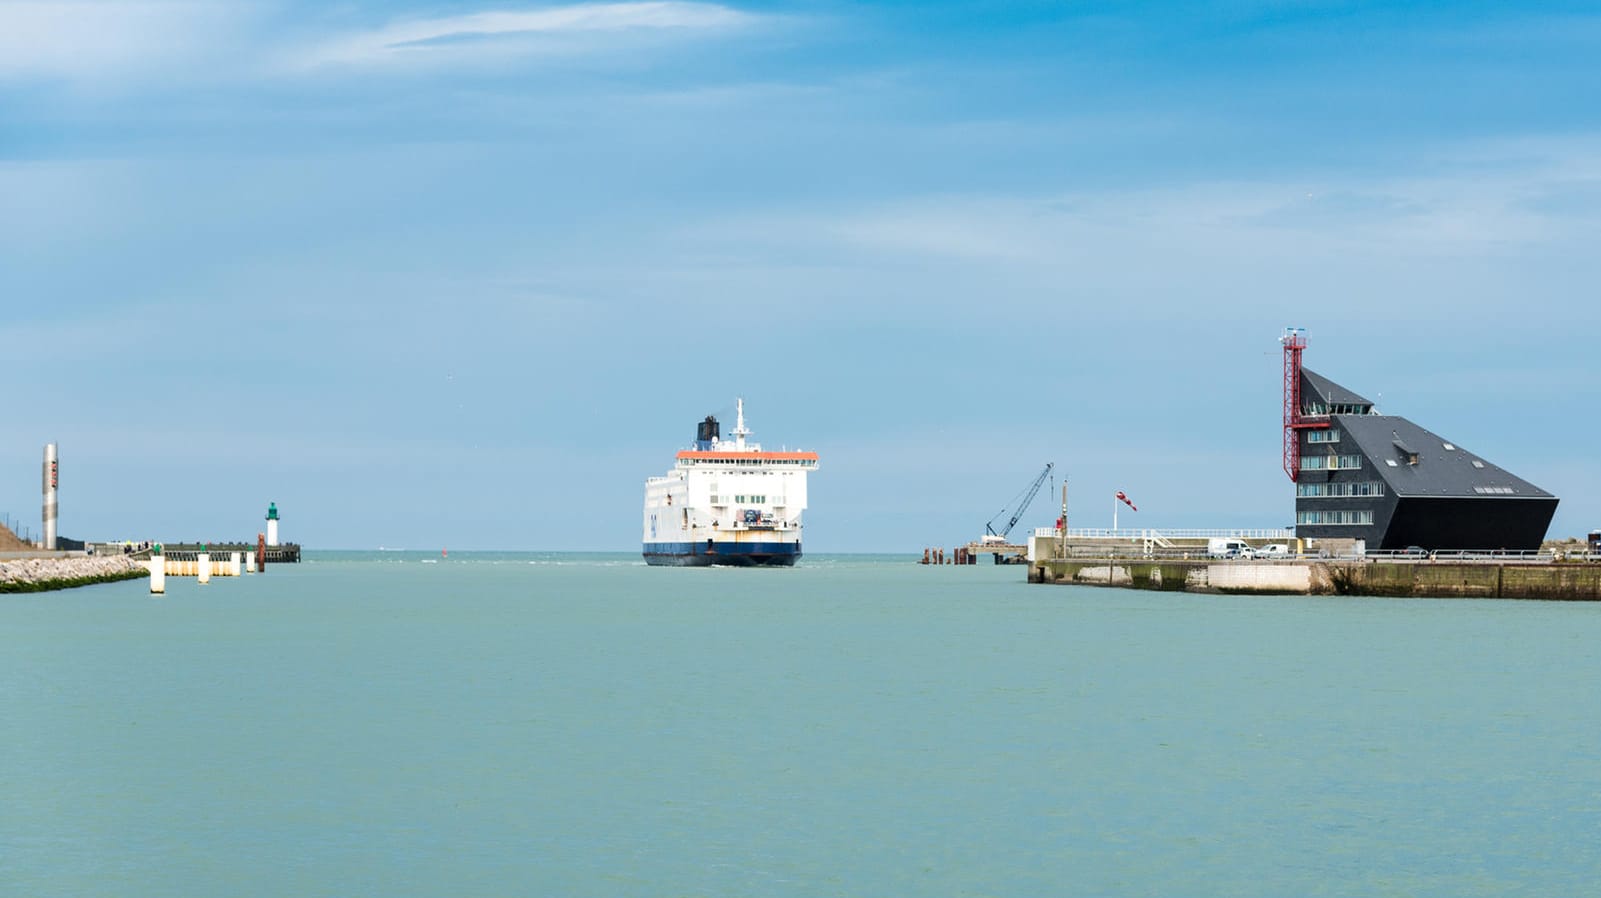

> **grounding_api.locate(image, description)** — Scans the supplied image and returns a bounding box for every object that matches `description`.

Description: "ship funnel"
[695,415,720,449]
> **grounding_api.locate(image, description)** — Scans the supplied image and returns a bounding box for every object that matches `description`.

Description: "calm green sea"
[3,552,1599,896]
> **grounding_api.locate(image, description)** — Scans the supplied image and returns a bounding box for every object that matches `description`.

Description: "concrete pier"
[162,543,300,563]
[1030,557,1601,600]
[158,557,241,577]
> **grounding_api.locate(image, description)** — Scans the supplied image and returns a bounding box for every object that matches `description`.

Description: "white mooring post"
[230,552,241,577]
[149,553,165,595]
[245,551,256,574]
[198,551,211,585]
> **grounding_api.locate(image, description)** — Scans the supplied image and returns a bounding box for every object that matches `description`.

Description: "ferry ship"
[643,400,818,566]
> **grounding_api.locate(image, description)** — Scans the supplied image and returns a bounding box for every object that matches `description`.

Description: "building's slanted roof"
[1333,414,1555,499]
[1301,368,1374,409]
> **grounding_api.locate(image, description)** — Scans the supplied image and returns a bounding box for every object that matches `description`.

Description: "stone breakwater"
[0,555,147,593]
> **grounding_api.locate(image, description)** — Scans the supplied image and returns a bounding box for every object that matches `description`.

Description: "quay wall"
[0,555,146,593]
[1030,559,1601,600]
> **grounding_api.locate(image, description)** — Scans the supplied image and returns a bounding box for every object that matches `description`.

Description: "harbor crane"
[983,463,1055,544]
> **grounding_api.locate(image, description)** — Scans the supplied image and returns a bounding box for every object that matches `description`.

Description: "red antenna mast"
[1281,327,1328,481]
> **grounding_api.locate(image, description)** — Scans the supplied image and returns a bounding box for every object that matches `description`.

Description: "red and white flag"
[1116,490,1138,512]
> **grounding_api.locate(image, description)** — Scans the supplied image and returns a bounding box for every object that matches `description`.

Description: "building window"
[1473,486,1516,494]
[1297,481,1385,498]
[1307,429,1341,444]
[1299,454,1360,471]
[1471,460,1485,469]
[1296,510,1375,525]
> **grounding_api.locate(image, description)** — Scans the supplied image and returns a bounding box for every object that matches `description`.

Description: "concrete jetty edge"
[1030,558,1601,601]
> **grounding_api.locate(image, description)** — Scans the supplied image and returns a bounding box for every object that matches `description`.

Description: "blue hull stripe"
[643,541,801,567]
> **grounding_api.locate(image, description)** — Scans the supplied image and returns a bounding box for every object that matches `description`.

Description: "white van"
[1207,537,1254,559]
[1258,543,1290,558]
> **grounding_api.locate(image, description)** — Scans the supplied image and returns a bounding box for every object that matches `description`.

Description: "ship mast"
[733,397,751,450]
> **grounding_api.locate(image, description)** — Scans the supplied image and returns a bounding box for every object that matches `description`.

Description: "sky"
[2,0,1598,551]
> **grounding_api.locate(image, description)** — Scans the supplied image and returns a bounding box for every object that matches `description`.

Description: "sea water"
[2,552,1599,896]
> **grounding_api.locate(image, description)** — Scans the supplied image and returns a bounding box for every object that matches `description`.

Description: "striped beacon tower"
[42,443,59,550]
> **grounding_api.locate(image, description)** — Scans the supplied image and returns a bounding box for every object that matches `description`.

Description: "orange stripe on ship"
[676,451,819,461]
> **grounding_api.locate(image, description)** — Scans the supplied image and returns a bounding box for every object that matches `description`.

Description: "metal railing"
[1037,546,1591,564]
[1033,527,1294,540]
[1058,546,1285,561]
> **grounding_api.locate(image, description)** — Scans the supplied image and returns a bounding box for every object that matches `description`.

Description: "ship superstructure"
[643,399,819,566]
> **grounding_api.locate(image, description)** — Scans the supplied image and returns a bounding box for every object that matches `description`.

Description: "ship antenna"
[734,397,750,450]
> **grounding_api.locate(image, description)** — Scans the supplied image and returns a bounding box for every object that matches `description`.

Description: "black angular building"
[1290,368,1557,551]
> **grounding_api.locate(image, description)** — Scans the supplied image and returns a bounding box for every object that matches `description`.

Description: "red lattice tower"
[1281,327,1328,482]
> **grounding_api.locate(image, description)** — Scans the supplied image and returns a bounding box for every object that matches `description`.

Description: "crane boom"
[985,463,1055,539]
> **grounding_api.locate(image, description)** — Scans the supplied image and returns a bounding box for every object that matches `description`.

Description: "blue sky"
[2,0,1598,550]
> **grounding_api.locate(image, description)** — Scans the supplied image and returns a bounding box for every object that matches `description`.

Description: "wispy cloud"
[0,2,762,83]
[295,2,759,69]
[698,135,1601,268]
[0,1,252,82]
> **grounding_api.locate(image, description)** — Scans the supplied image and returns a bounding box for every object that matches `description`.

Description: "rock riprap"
[0,555,147,592]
